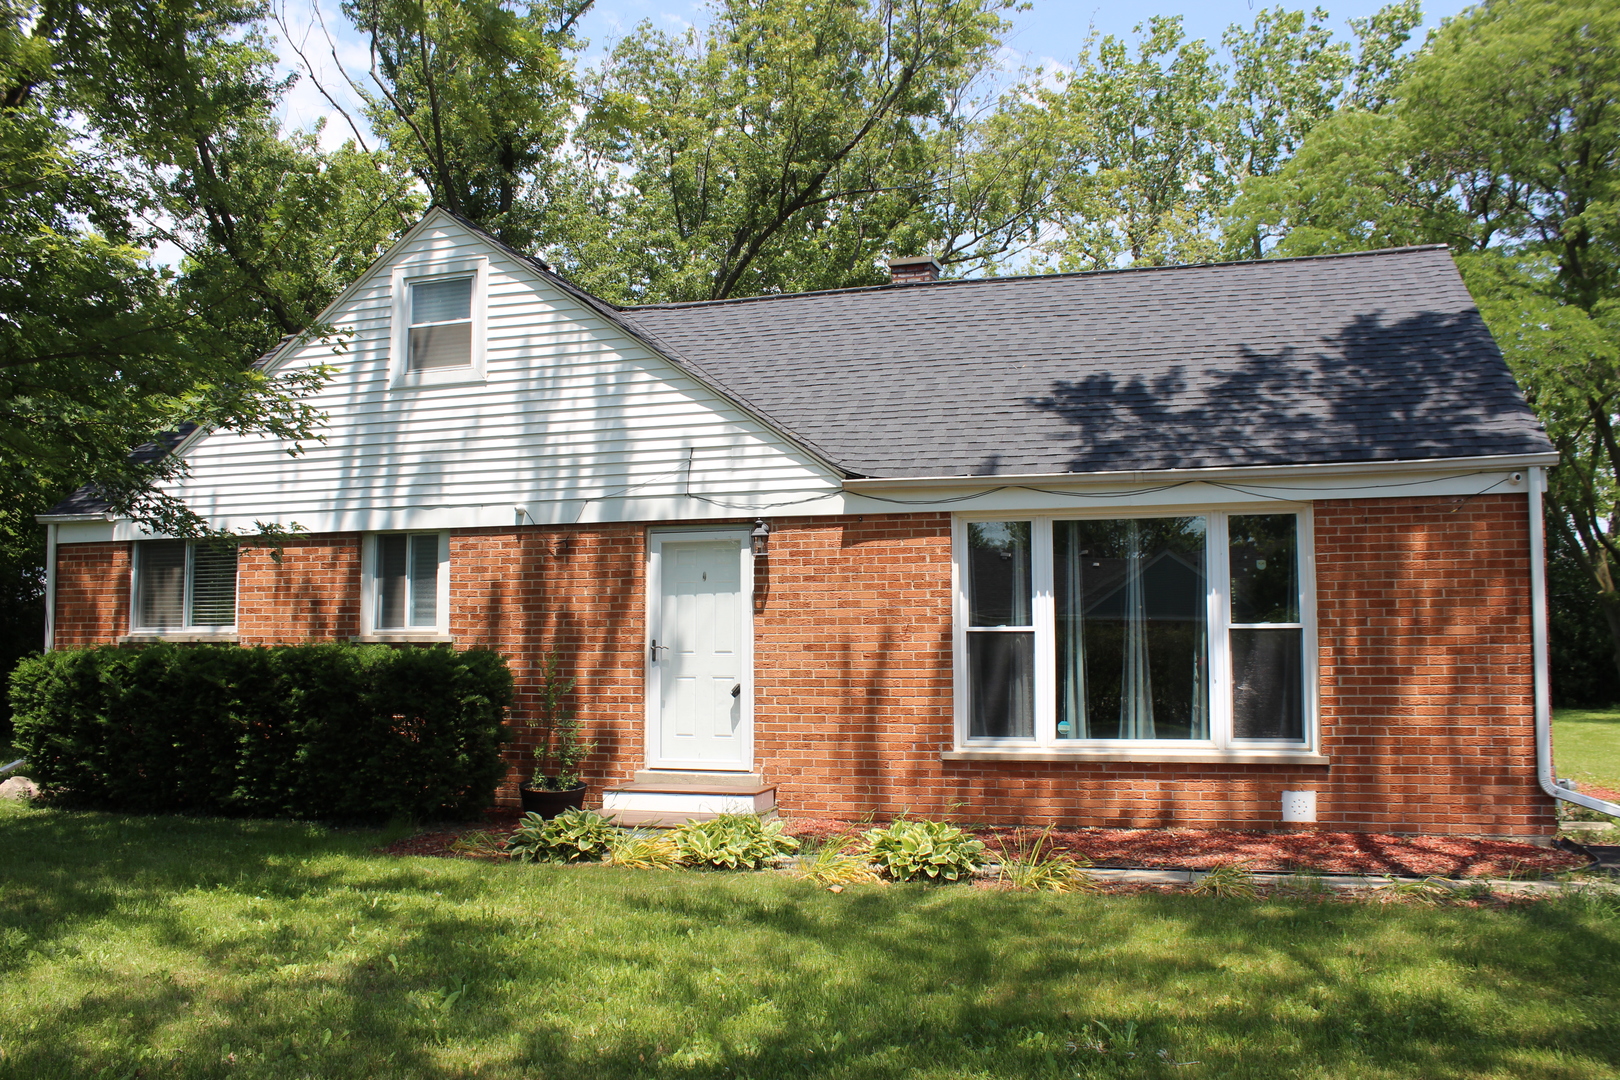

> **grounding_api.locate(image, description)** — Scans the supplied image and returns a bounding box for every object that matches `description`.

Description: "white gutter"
[843,452,1562,491]
[1530,466,1620,818]
[43,522,57,652]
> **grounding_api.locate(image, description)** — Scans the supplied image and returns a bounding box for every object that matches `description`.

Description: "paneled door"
[647,531,752,769]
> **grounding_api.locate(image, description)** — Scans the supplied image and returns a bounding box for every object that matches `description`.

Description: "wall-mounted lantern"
[751,518,771,557]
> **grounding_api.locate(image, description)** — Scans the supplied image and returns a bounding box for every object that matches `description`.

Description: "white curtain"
[1117,521,1157,739]
[1060,531,1088,738]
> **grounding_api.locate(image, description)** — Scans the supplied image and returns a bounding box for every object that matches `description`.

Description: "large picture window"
[133,539,238,631]
[957,511,1312,750]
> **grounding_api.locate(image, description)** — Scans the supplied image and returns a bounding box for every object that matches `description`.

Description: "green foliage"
[525,650,594,790]
[862,818,985,882]
[561,0,1019,302]
[5,642,512,820]
[672,813,800,870]
[342,0,584,251]
[504,808,618,864]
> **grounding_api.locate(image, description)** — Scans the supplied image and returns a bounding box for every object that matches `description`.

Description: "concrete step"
[603,808,781,828]
[602,772,777,828]
[630,770,766,790]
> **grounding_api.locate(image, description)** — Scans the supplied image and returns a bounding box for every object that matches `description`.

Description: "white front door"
[647,531,752,770]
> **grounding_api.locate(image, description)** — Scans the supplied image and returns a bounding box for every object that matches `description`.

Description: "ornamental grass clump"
[994,827,1097,893]
[792,832,880,888]
[606,830,680,870]
[672,814,799,870]
[862,819,985,882]
[1190,863,1259,900]
[505,808,619,864]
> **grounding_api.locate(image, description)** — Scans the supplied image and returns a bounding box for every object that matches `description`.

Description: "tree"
[1,0,419,683]
[553,0,1018,303]
[1228,0,1620,682]
[342,0,590,251]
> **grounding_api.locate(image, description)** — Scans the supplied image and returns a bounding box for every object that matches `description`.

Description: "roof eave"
[841,452,1561,491]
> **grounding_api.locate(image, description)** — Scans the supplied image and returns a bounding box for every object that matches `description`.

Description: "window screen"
[377,533,441,628]
[137,540,186,628]
[409,277,473,370]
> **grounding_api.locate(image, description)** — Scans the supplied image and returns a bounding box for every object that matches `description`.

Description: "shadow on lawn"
[2,807,1617,1079]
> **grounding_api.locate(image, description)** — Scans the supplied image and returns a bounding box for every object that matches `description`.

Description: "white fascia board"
[841,453,1561,492]
[55,519,118,544]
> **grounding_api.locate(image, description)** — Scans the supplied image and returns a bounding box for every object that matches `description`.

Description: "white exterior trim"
[844,454,1559,490]
[358,531,452,639]
[388,255,489,389]
[644,527,755,772]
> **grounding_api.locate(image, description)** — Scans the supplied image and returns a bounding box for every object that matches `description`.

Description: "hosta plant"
[862,819,985,882]
[504,809,620,864]
[672,814,800,870]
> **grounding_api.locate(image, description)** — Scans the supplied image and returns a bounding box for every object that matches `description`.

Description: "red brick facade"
[49,494,1556,837]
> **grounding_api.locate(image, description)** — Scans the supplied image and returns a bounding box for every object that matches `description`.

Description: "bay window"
[956,510,1313,751]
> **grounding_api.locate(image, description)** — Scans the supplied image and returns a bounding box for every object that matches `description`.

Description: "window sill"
[388,369,486,391]
[351,633,455,644]
[942,748,1330,766]
[119,632,238,645]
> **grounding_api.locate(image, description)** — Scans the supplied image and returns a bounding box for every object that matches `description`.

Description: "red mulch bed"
[377,810,1588,879]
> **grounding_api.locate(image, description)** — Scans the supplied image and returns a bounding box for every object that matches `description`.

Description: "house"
[41,207,1567,838]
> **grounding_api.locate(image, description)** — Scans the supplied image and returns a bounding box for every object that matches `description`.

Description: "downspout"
[1530,466,1620,817]
[43,522,57,652]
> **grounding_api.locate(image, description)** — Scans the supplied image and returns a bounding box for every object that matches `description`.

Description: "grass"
[1553,707,1620,796]
[0,801,1618,1079]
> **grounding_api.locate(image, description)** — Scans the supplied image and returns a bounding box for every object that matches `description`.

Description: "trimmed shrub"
[7,642,511,820]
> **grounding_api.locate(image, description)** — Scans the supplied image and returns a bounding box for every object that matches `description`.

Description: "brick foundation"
[47,494,1556,837]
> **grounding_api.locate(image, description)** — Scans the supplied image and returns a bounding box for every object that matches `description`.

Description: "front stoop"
[601,772,777,828]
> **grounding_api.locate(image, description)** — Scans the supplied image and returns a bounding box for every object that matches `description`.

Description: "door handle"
[649,640,669,662]
[730,683,741,698]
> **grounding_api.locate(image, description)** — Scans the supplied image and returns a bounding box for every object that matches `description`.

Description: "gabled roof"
[44,220,1555,521]
[622,247,1552,478]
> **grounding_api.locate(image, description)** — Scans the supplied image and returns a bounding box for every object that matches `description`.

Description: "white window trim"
[356,532,453,642]
[950,505,1323,764]
[125,539,239,641]
[389,257,488,389]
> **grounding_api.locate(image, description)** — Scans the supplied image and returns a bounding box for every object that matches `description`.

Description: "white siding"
[155,214,846,535]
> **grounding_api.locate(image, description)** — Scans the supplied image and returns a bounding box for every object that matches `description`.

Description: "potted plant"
[518,651,597,819]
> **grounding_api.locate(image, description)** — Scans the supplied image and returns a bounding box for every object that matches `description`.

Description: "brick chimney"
[888,255,942,284]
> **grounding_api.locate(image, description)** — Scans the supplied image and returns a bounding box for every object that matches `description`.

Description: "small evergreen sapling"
[526,651,596,791]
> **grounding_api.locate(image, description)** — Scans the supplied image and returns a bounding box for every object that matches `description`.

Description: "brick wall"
[53,541,129,646]
[237,535,362,644]
[45,493,1555,837]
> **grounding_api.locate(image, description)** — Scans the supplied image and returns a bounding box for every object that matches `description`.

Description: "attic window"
[389,256,487,388]
[409,277,473,370]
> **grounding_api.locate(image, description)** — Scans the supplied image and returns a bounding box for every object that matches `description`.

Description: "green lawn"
[1554,707,1620,796]
[0,802,1617,1079]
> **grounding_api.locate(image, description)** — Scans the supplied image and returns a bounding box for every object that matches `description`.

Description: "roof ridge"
[624,245,1456,313]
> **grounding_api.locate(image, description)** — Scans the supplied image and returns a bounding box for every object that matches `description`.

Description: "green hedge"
[6,643,512,820]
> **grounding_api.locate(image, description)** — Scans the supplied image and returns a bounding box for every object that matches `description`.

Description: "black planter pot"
[518,783,588,819]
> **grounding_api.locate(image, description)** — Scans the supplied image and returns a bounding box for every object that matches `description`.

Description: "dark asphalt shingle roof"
[623,246,1552,478]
